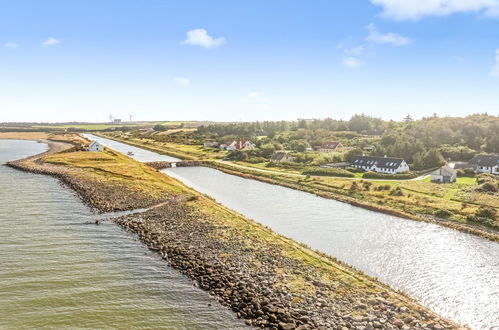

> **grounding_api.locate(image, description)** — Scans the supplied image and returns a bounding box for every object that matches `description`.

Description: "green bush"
[245,157,268,164]
[434,209,453,218]
[302,167,355,178]
[346,166,365,173]
[456,168,475,177]
[467,207,498,227]
[362,171,416,180]
[389,187,404,196]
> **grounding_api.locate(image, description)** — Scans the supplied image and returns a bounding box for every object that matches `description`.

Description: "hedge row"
[362,171,416,180]
[302,168,355,178]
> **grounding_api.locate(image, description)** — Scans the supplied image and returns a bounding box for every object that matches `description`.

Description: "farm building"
[431,165,457,183]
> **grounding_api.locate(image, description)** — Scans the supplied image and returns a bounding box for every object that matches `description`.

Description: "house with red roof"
[319,141,344,153]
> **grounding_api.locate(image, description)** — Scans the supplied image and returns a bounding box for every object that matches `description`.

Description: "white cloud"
[173,77,190,87]
[343,57,364,68]
[491,49,499,78]
[336,44,365,56]
[366,24,411,46]
[181,29,226,48]
[371,0,499,20]
[41,38,61,46]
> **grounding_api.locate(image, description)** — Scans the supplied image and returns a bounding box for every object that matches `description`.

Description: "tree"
[153,124,167,132]
[403,114,413,123]
[345,148,363,162]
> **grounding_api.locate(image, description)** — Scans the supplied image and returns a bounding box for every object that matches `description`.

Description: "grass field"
[44,149,184,197]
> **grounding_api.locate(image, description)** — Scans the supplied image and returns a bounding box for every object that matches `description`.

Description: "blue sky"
[1,0,498,122]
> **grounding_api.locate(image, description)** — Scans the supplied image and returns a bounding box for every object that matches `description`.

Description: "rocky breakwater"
[114,199,462,330]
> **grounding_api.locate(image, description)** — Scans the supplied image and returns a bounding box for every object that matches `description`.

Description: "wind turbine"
[108,114,114,123]
[129,113,134,123]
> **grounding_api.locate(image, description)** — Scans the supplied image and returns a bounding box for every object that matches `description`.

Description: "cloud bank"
[371,0,499,20]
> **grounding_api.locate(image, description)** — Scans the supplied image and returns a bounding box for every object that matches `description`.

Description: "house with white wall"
[350,155,409,174]
[88,141,104,152]
[468,155,499,175]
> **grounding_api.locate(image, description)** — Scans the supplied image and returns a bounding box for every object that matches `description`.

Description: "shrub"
[302,167,355,178]
[476,206,497,220]
[245,157,268,164]
[362,171,416,180]
[389,187,404,196]
[467,207,498,227]
[456,168,475,177]
[346,167,365,173]
[477,182,498,193]
[153,124,167,132]
[434,209,453,218]
[476,173,497,185]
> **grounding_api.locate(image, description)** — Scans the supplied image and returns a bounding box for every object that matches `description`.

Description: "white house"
[468,155,499,175]
[220,139,256,151]
[88,141,104,152]
[431,165,457,183]
[350,155,409,174]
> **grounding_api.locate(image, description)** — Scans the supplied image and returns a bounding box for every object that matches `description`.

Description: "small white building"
[431,165,457,183]
[88,141,104,152]
[220,139,256,151]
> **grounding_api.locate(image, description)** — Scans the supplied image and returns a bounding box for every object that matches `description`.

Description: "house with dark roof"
[350,155,409,174]
[431,165,457,183]
[270,152,295,163]
[468,155,499,175]
[319,141,344,153]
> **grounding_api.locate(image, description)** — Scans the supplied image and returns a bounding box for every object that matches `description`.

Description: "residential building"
[270,152,295,163]
[468,155,499,175]
[431,165,457,183]
[88,141,104,152]
[319,141,344,153]
[220,139,256,151]
[350,155,409,174]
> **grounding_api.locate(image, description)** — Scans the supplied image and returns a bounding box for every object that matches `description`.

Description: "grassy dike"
[4,138,464,329]
[204,161,499,243]
[96,132,498,241]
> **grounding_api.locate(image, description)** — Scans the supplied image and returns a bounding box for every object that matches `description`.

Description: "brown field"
[0,132,49,140]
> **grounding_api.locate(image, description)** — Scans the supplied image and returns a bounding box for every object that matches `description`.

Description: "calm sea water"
[0,139,244,329]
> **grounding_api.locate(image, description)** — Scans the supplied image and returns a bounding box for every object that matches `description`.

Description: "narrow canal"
[0,139,245,329]
[85,134,499,329]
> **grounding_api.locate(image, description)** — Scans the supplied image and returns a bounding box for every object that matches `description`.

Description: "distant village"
[200,138,499,183]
